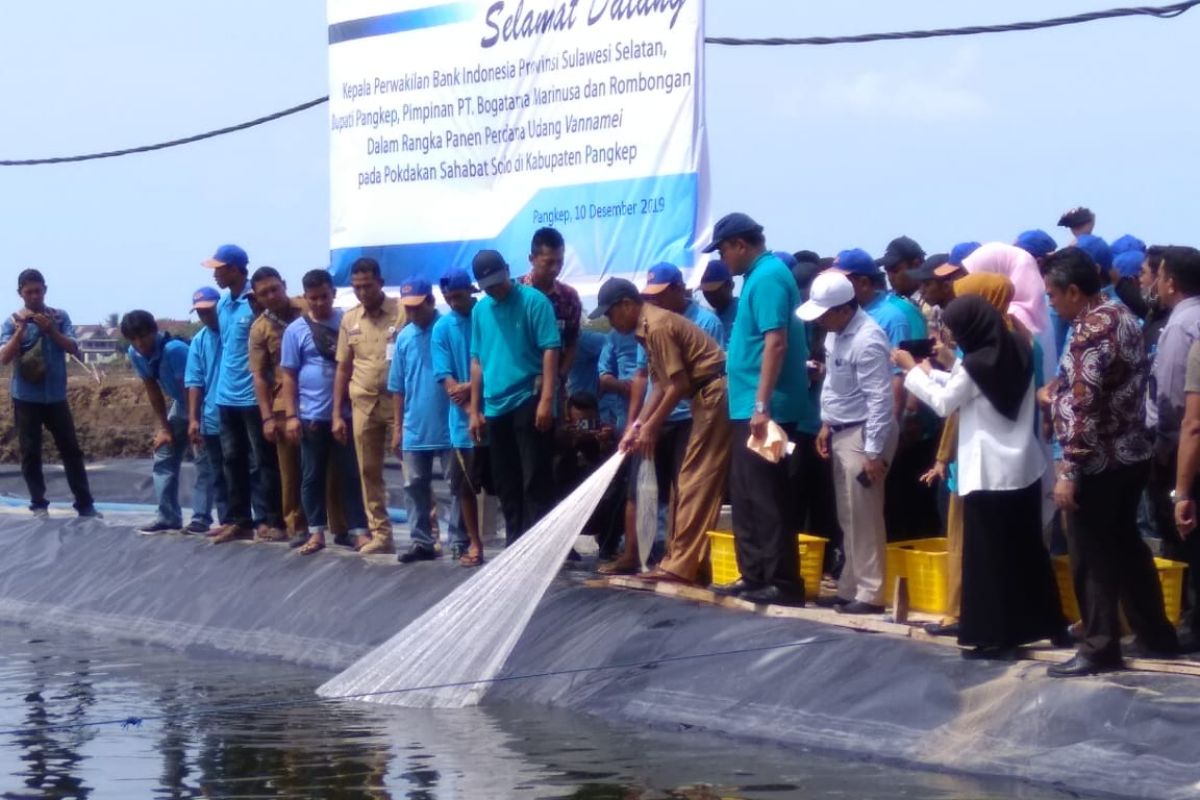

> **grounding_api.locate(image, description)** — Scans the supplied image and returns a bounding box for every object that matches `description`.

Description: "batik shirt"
[518,275,582,349]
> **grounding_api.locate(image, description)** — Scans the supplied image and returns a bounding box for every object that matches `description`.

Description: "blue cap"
[400,278,434,306]
[1076,234,1113,271]
[774,251,799,270]
[643,262,684,295]
[471,250,510,290]
[1113,250,1145,280]
[202,244,248,269]
[833,248,880,277]
[1015,230,1057,260]
[948,242,982,267]
[439,268,478,294]
[702,212,763,253]
[191,286,220,310]
[1111,234,1146,257]
[700,260,732,290]
[589,277,641,319]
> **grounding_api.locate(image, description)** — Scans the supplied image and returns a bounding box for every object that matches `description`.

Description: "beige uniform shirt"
[336,297,406,407]
[638,303,725,394]
[248,298,306,413]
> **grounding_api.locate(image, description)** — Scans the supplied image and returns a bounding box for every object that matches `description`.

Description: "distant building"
[75,325,122,365]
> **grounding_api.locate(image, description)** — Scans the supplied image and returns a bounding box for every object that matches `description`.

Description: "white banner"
[327,0,707,288]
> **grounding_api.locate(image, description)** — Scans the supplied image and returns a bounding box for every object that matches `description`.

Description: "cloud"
[780,47,991,121]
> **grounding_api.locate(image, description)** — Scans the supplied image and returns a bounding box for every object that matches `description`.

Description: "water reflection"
[0,626,1083,800]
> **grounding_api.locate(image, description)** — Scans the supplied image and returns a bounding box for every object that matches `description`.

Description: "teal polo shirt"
[214,286,257,407]
[887,293,927,340]
[185,325,222,435]
[470,283,561,418]
[431,309,473,450]
[388,313,450,451]
[727,251,819,432]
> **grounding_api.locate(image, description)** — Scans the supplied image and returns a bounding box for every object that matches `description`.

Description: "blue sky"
[2,1,1197,323]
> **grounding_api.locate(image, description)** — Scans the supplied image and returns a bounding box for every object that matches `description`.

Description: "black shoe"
[77,507,103,519]
[287,533,310,549]
[138,521,178,536]
[962,645,1019,662]
[815,595,852,608]
[711,578,760,598]
[925,622,960,637]
[836,601,884,616]
[740,584,806,608]
[1050,628,1075,649]
[185,520,211,535]
[398,544,438,564]
[566,548,582,562]
[1046,653,1124,678]
[332,533,354,548]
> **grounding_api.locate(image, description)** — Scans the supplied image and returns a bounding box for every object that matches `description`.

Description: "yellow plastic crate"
[706,531,827,600]
[884,538,949,614]
[1053,555,1185,626]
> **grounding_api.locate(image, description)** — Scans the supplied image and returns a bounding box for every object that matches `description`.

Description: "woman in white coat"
[894,296,1064,660]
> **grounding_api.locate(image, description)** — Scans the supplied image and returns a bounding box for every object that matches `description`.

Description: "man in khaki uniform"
[333,258,405,555]
[248,267,307,541]
[594,277,732,585]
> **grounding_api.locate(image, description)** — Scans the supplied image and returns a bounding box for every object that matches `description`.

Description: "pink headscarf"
[962,242,1055,382]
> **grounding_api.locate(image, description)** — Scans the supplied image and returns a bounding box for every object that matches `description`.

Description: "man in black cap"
[878,236,925,303]
[699,260,738,344]
[468,250,562,544]
[1058,207,1096,242]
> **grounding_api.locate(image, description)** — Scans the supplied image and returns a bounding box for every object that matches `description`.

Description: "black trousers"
[487,398,555,545]
[218,405,281,529]
[13,399,93,511]
[1149,454,1200,635]
[729,421,811,591]
[884,434,942,541]
[1066,462,1179,660]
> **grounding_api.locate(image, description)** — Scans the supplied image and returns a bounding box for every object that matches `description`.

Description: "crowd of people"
[4,206,1199,678]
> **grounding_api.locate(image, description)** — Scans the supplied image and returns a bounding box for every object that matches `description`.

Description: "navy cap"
[202,244,248,269]
[700,260,732,291]
[471,250,510,290]
[702,212,763,253]
[1058,207,1095,229]
[1076,234,1113,271]
[400,278,434,306]
[1015,229,1058,260]
[589,277,641,319]
[1113,250,1145,280]
[878,236,926,269]
[1111,234,1146,257]
[833,248,880,277]
[191,286,220,310]
[439,268,479,294]
[774,251,799,270]
[907,254,952,283]
[642,262,684,295]
[948,242,982,267]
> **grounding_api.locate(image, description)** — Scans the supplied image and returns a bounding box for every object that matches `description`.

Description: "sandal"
[640,568,689,584]
[598,560,639,576]
[299,535,325,556]
[459,551,485,568]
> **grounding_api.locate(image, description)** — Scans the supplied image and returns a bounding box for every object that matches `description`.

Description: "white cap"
[797,271,855,321]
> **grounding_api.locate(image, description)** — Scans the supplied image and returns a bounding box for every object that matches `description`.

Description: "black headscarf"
[942,295,1033,421]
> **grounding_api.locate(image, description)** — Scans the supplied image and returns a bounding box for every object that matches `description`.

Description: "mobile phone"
[856,469,872,488]
[898,338,934,360]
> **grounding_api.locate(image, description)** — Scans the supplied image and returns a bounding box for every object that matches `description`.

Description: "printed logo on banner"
[327,0,708,290]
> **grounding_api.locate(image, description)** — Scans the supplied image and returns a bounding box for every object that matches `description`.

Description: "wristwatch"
[754,401,767,414]
[1170,489,1190,503]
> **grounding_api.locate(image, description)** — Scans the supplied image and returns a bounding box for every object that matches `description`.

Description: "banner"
[327,0,707,289]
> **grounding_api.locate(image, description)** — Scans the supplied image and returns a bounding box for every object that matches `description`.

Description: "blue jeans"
[403,450,444,549]
[152,416,191,527]
[300,420,368,533]
[193,433,229,526]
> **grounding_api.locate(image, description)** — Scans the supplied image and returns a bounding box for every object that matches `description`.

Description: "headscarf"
[942,295,1033,422]
[961,242,1055,382]
[952,273,1014,319]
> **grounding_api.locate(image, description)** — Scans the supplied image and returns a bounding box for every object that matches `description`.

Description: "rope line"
[1,1,1196,166]
[0,636,841,738]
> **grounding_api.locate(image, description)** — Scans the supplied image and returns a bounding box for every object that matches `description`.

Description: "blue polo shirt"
[599,330,639,430]
[568,329,606,399]
[214,286,257,407]
[185,325,222,436]
[888,294,927,339]
[716,297,739,346]
[639,301,726,423]
[727,252,818,430]
[431,309,473,450]
[864,293,912,348]
[129,334,190,420]
[469,283,562,417]
[0,309,75,404]
[280,311,344,422]
[388,313,450,451]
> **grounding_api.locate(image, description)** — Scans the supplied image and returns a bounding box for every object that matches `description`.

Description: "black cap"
[589,277,641,319]
[471,250,509,289]
[702,212,763,253]
[878,236,926,270]
[1057,207,1095,229]
[907,253,952,282]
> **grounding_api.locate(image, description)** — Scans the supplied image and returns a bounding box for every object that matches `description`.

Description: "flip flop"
[459,552,484,568]
[598,561,639,576]
[299,537,325,556]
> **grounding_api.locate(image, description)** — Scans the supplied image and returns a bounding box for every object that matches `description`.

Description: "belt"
[690,372,724,396]
[829,420,866,434]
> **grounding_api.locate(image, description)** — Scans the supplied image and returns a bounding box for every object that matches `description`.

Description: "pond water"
[0,624,1084,799]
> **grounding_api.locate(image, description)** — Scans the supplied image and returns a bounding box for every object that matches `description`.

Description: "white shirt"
[904,362,1045,496]
[821,309,895,457]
